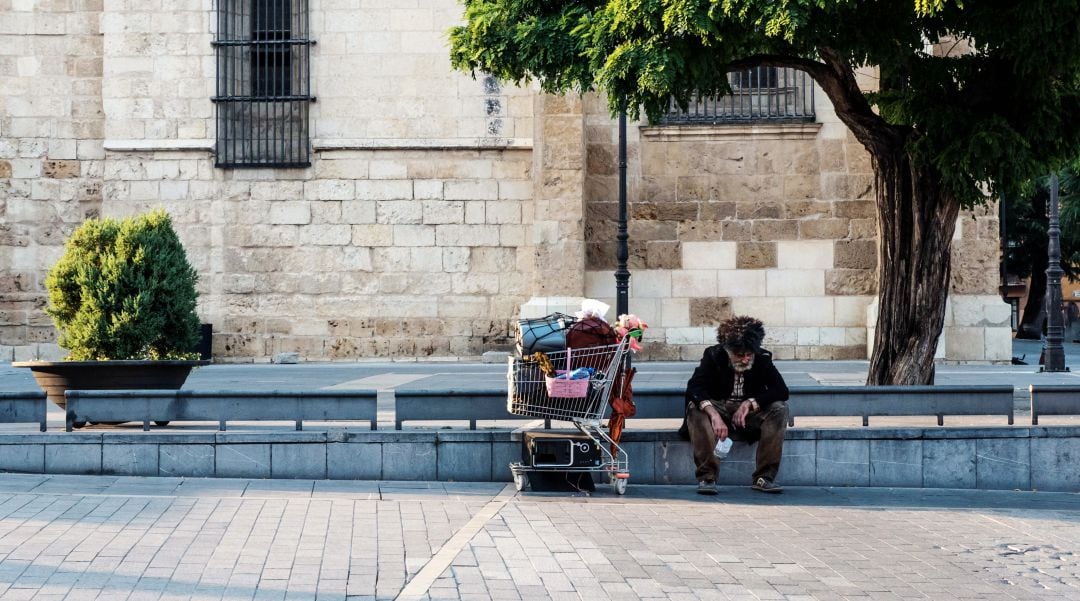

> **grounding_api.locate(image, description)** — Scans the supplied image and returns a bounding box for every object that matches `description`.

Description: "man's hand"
[703,405,728,440]
[733,400,753,429]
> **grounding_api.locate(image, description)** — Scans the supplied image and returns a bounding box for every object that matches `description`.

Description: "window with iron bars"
[213,0,315,168]
[661,66,815,125]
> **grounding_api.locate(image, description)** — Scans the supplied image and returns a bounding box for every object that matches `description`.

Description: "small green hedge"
[45,209,201,360]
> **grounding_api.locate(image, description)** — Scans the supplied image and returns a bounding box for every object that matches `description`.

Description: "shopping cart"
[506,337,631,494]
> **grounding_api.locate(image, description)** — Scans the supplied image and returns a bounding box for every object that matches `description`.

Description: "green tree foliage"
[450,0,1080,383]
[45,209,201,360]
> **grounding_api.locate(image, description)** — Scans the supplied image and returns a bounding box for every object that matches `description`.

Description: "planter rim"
[13,360,211,368]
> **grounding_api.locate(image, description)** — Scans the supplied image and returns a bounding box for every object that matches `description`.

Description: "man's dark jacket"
[678,345,789,439]
[685,345,789,409]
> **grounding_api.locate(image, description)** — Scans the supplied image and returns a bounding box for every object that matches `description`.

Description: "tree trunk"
[867,150,961,385]
[1017,266,1047,339]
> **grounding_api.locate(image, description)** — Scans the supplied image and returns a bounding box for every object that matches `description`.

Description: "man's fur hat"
[716,316,765,353]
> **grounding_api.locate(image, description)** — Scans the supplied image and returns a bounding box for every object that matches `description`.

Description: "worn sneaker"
[696,480,718,495]
[751,477,783,494]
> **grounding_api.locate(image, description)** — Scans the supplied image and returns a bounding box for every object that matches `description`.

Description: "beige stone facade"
[0,1,1010,362]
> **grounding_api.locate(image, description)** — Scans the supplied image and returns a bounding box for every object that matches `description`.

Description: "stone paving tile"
[2,476,1080,599]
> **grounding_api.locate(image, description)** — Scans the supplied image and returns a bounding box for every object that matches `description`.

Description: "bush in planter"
[45,209,201,360]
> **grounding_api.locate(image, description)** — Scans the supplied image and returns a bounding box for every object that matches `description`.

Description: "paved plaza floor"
[0,474,1075,600]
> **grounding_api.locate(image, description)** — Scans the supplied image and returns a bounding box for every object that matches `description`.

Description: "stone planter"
[13,360,210,411]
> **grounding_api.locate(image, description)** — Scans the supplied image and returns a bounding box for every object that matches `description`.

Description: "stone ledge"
[313,138,533,151]
[640,122,823,142]
[103,139,215,152]
[1,427,1075,490]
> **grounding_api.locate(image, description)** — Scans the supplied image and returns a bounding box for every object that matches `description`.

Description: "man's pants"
[686,400,789,483]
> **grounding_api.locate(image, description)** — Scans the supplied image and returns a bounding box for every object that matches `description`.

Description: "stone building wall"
[580,91,1010,362]
[0,0,104,361]
[0,2,1010,363]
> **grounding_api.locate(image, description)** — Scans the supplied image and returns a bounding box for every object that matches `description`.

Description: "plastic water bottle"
[713,437,732,459]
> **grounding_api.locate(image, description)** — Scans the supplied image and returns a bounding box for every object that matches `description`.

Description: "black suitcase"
[522,431,602,468]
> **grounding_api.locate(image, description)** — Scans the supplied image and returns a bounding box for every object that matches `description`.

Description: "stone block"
[944,327,985,361]
[269,202,311,225]
[681,241,736,270]
[0,443,43,473]
[617,441,654,484]
[976,438,1030,490]
[1030,438,1080,492]
[42,160,79,179]
[159,445,215,477]
[730,297,786,325]
[492,442,519,482]
[661,298,690,327]
[717,441,756,485]
[923,439,976,488]
[671,270,716,297]
[216,444,271,479]
[327,443,383,480]
[767,270,825,297]
[631,270,672,298]
[751,219,799,241]
[646,240,681,269]
[834,296,873,327]
[382,442,437,480]
[45,444,102,475]
[666,327,706,345]
[816,439,869,486]
[271,444,327,479]
[715,270,767,297]
[869,440,922,487]
[783,297,834,327]
[825,269,877,296]
[799,218,851,240]
[834,240,876,269]
[102,444,158,477]
[777,241,834,269]
[438,442,492,482]
[736,242,777,269]
[689,297,732,326]
[654,440,695,484]
[776,439,815,485]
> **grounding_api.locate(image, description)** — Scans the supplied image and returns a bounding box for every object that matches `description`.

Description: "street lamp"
[1043,173,1067,372]
[615,99,630,318]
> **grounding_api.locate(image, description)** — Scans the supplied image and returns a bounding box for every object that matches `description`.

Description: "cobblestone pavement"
[0,476,1078,600]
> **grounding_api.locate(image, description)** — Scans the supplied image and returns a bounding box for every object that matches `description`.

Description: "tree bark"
[866,151,961,384]
[737,49,965,383]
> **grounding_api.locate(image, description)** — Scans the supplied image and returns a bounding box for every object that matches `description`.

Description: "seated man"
[680,316,789,495]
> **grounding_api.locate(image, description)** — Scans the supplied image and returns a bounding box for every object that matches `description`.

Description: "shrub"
[45,209,201,360]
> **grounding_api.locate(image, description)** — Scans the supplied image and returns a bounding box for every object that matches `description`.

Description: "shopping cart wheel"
[513,473,528,492]
[612,476,628,496]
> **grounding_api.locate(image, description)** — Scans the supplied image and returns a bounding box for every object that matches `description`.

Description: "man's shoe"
[751,477,783,494]
[696,480,718,495]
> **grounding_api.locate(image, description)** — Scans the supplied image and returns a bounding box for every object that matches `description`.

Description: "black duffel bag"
[516,312,575,356]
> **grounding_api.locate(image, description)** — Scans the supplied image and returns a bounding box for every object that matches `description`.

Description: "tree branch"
[727,50,905,156]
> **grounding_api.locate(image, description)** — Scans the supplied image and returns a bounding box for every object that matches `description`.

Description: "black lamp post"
[1044,173,1067,372]
[615,99,630,318]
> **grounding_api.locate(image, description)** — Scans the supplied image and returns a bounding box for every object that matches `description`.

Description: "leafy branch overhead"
[451,0,1080,385]
[450,0,1080,208]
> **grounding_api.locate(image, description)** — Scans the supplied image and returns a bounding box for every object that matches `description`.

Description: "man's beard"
[728,353,755,373]
[732,359,754,373]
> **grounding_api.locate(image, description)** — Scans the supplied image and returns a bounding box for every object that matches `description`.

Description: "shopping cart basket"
[506,337,631,494]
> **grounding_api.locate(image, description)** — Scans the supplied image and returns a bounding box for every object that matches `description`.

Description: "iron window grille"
[213,0,315,168]
[661,66,815,125]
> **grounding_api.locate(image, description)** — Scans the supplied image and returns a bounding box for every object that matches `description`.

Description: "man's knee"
[764,401,789,424]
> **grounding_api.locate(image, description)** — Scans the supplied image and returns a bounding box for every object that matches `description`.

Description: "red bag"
[565,316,617,349]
